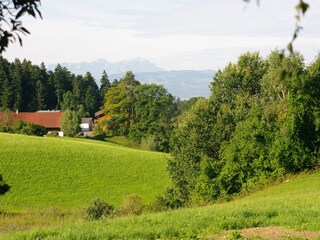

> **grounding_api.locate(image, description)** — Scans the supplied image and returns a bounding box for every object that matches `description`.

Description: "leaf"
[300,1,309,14]
[296,1,309,15]
[287,43,293,53]
[35,7,42,19]
[27,8,36,18]
[20,27,30,34]
[18,35,23,46]
[15,7,27,19]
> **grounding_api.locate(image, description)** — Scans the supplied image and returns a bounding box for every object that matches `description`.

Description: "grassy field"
[0,132,319,239]
[0,133,170,211]
[1,171,319,239]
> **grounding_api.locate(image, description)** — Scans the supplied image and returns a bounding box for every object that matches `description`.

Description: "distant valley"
[48,58,214,99]
[110,70,213,99]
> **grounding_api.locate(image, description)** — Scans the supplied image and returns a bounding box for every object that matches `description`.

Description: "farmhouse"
[93,110,105,124]
[0,110,64,136]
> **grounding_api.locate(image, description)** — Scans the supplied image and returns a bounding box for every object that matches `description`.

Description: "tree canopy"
[0,57,101,115]
[162,50,320,208]
[99,71,178,152]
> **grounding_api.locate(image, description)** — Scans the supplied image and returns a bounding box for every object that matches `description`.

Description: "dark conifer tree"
[99,70,111,104]
[0,57,13,110]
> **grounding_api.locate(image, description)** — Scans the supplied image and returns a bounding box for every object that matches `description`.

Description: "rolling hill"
[1,132,319,239]
[2,171,319,239]
[0,133,170,210]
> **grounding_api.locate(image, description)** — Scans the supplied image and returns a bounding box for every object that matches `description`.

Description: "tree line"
[158,50,320,208]
[0,57,196,151]
[0,57,101,116]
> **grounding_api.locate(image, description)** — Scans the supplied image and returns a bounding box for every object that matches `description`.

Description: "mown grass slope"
[3,172,319,239]
[0,133,170,210]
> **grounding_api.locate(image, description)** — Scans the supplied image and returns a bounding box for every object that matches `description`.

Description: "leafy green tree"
[130,83,177,152]
[61,91,79,111]
[165,50,320,209]
[305,53,320,151]
[176,97,201,114]
[102,71,140,135]
[168,98,218,205]
[164,51,319,206]
[60,109,82,137]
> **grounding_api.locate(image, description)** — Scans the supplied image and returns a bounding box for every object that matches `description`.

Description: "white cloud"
[3,0,320,70]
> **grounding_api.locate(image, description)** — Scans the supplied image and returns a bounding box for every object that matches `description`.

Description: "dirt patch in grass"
[213,226,320,239]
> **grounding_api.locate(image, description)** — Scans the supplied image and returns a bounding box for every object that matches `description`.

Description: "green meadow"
[0,132,319,239]
[2,171,319,239]
[0,133,170,210]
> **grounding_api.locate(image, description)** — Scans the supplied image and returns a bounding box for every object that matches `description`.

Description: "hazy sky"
[3,0,320,70]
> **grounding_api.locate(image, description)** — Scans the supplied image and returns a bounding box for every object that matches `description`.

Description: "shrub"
[29,124,47,136]
[84,198,114,220]
[19,123,47,136]
[11,120,47,136]
[12,120,27,133]
[118,194,144,215]
[47,131,59,137]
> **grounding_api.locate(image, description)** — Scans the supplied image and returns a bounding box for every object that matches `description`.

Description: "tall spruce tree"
[99,70,111,101]
[53,64,73,109]
[83,72,100,116]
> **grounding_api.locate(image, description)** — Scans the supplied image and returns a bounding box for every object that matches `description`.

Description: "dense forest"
[0,57,101,116]
[158,50,320,208]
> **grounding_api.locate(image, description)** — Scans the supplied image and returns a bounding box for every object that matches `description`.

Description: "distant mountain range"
[110,70,213,99]
[48,58,163,78]
[48,58,214,99]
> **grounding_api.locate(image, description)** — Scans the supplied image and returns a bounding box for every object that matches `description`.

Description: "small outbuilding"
[80,118,93,132]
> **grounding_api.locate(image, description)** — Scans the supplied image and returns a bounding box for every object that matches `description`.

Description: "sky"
[3,0,320,70]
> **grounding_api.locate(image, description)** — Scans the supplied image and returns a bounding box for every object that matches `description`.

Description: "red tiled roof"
[0,112,64,129]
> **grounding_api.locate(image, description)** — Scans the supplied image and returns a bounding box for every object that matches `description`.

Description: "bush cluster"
[0,119,47,136]
[84,194,145,221]
[84,198,114,220]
